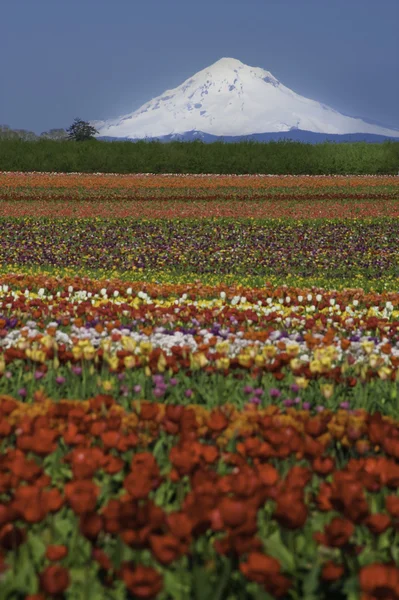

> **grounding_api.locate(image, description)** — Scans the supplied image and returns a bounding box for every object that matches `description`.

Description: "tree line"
[0,119,98,142]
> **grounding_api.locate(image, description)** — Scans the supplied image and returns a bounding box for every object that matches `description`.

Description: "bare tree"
[40,128,68,140]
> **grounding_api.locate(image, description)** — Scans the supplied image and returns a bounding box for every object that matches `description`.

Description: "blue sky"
[1,0,398,133]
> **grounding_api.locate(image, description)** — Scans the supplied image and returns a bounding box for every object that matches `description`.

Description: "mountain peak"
[198,57,280,86]
[94,58,399,140]
[209,57,245,69]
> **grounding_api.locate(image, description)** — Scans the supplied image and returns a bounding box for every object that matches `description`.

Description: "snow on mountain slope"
[93,57,399,139]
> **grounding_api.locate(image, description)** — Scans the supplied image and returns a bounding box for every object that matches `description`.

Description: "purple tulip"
[155,382,168,391]
[249,396,261,405]
[283,398,294,407]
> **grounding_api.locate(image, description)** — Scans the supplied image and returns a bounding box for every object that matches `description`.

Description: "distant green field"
[0,138,398,174]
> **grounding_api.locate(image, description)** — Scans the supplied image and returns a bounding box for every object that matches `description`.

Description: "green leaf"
[294,533,307,555]
[153,438,167,462]
[246,582,276,600]
[391,542,399,563]
[377,529,394,551]
[153,481,179,511]
[191,565,214,600]
[53,511,77,542]
[27,532,46,566]
[369,495,381,514]
[102,580,129,600]
[357,547,379,566]
[111,535,125,569]
[212,557,232,600]
[110,470,125,483]
[301,559,321,600]
[342,574,360,600]
[226,433,238,453]
[263,530,296,573]
[66,566,105,600]
[8,544,38,595]
[164,569,190,600]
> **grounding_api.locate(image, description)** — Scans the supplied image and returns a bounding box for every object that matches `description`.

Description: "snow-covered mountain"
[93,57,399,140]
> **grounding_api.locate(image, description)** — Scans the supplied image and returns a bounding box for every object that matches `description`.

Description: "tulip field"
[1,172,399,600]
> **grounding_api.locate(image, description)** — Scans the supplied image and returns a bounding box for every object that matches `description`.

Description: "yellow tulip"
[295,377,309,389]
[157,353,167,373]
[26,348,47,363]
[361,340,374,354]
[378,366,391,380]
[78,339,91,348]
[320,357,332,370]
[216,357,230,370]
[139,341,153,355]
[124,355,136,369]
[238,353,252,368]
[309,359,322,374]
[40,335,56,349]
[286,343,299,356]
[263,345,277,358]
[290,358,302,371]
[190,352,209,370]
[107,355,119,371]
[121,336,137,352]
[320,383,334,399]
[254,354,265,367]
[83,345,96,360]
[71,346,82,361]
[216,341,230,354]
